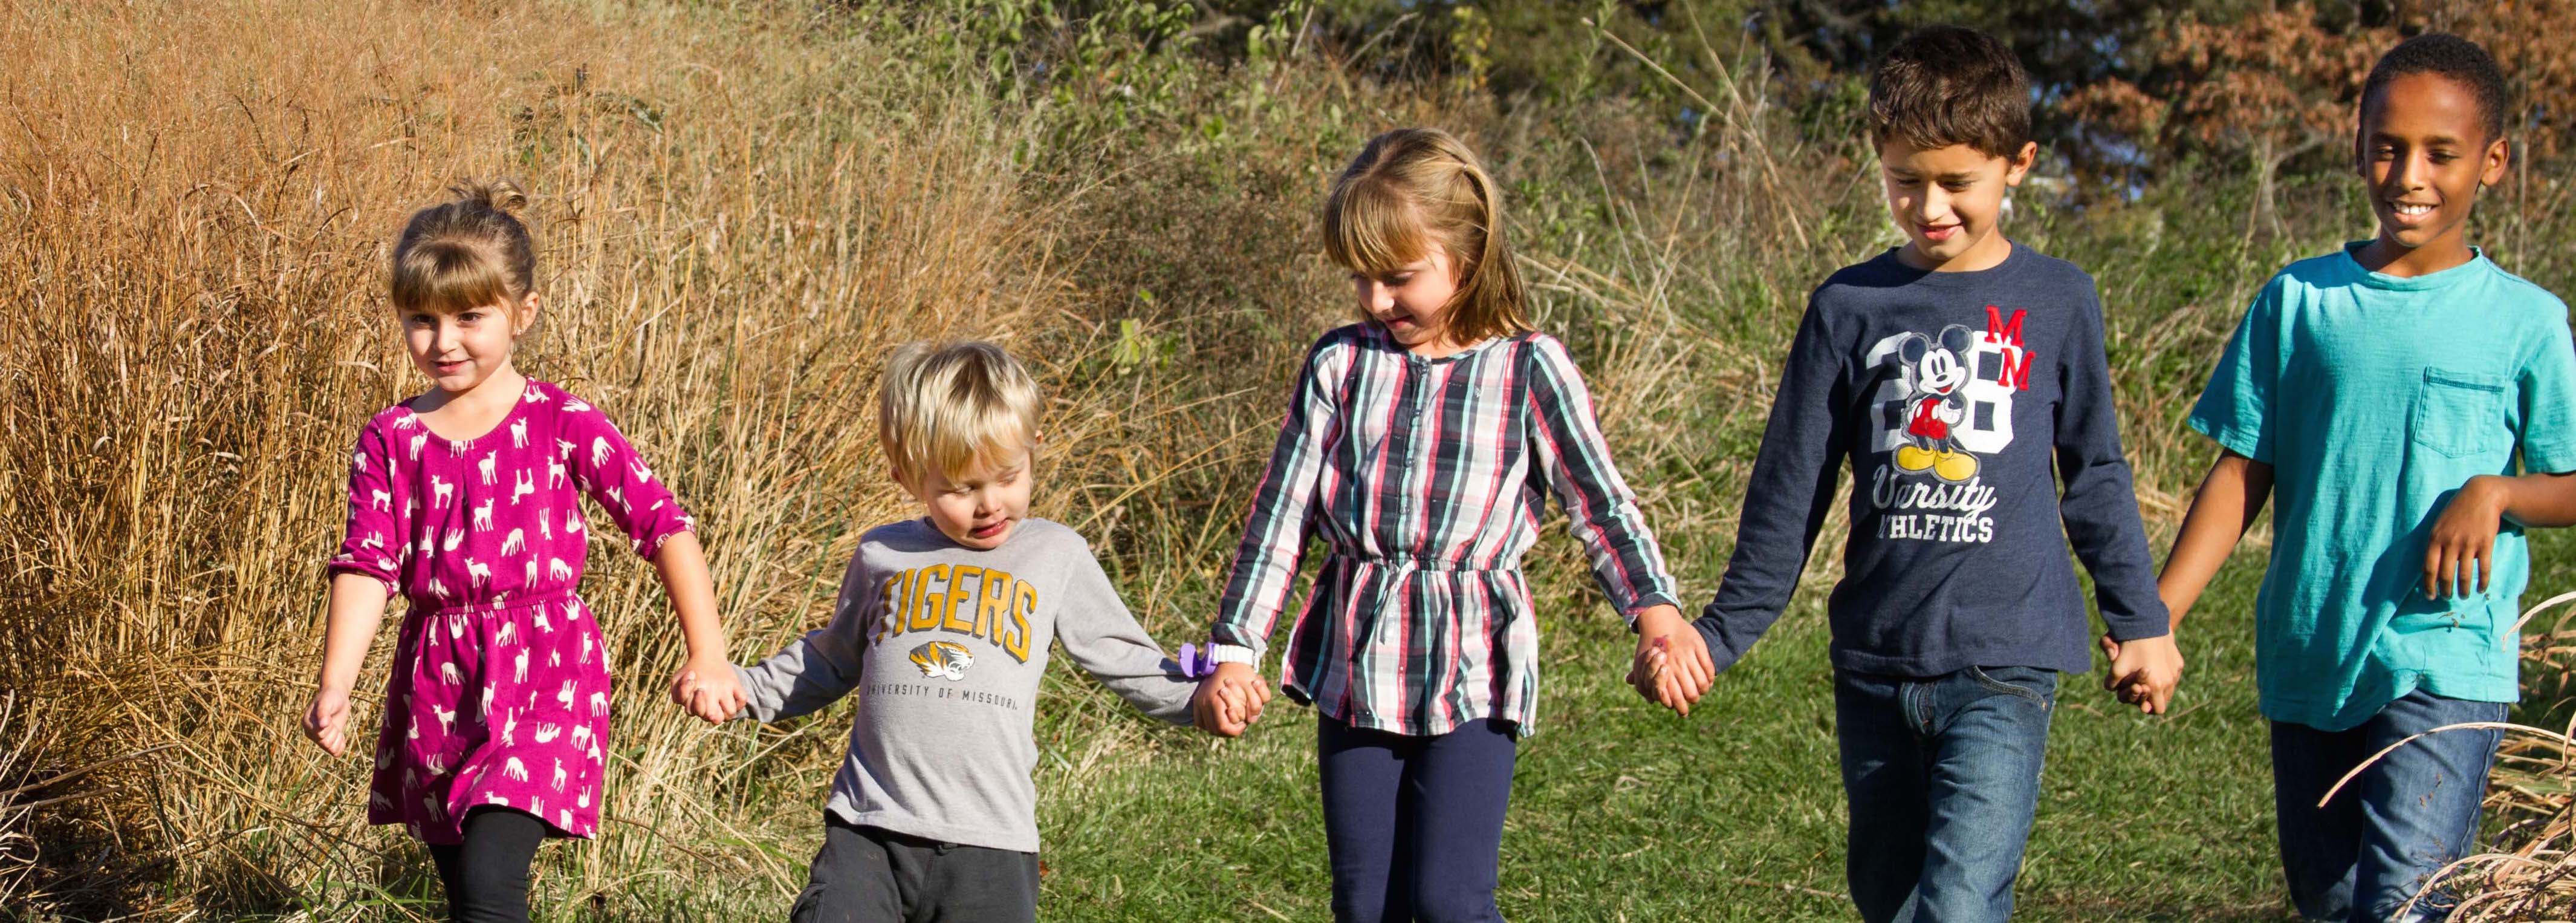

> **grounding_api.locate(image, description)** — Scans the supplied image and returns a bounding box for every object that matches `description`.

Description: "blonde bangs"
[1322,178,1429,276]
[878,341,1043,484]
[390,238,518,315]
[917,400,1039,481]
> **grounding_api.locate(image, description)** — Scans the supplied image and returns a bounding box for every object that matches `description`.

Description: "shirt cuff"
[1620,592,1682,629]
[2103,617,2173,644]
[2188,416,2268,465]
[726,664,764,722]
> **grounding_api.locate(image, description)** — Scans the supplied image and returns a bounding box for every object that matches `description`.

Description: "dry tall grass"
[0,0,1111,914]
[2428,594,2576,920]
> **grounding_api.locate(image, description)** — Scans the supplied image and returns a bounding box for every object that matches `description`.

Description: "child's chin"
[1909,237,1968,262]
[2380,224,2445,249]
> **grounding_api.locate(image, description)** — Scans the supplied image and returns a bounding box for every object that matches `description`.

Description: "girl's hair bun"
[453,178,530,217]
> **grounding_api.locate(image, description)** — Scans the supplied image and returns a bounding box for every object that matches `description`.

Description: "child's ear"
[514,292,543,337]
[2003,142,2039,185]
[2480,135,2511,188]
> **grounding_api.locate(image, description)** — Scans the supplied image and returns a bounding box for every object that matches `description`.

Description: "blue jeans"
[1317,716,1519,923]
[1837,665,2057,923]
[2271,689,2506,922]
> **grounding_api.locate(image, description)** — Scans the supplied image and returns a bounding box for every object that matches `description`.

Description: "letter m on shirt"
[1984,305,2033,391]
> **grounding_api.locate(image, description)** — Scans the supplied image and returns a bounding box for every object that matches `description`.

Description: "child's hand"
[669,663,747,724]
[1212,680,1253,729]
[2425,475,2509,599]
[303,686,352,756]
[2101,633,2185,714]
[691,660,749,723]
[1627,605,1714,716]
[1192,663,1267,737]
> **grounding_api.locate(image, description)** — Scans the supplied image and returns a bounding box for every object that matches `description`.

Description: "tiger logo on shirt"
[907,641,975,681]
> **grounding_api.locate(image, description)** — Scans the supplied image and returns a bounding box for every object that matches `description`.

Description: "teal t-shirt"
[2191,243,2576,731]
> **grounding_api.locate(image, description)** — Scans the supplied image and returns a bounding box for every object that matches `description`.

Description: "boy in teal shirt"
[2151,33,2576,922]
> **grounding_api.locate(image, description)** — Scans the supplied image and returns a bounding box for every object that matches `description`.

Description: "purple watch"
[1175,642,1219,679]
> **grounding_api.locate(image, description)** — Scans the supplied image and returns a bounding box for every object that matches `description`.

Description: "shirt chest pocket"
[2410,368,2511,458]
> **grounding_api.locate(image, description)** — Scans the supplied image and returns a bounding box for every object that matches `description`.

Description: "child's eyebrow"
[1881,167,1982,182]
[956,465,1028,486]
[2369,129,2471,147]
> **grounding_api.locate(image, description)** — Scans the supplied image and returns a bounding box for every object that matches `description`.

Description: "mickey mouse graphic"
[1895,324,1981,483]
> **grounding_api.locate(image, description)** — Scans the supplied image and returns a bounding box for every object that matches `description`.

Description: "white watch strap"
[1208,644,1260,665]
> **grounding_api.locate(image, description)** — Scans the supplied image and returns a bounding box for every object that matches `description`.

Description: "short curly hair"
[2361,33,2510,145]
[1867,26,2031,158]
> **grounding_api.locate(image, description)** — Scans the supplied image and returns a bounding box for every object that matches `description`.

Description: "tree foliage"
[980,0,2575,201]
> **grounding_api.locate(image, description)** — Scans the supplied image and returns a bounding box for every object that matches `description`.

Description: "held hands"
[668,657,749,725]
[1626,605,1715,716]
[2425,475,2509,600]
[2098,633,2186,714]
[1191,662,1271,737]
[303,686,352,755]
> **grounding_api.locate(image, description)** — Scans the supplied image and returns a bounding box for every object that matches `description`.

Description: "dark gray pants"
[792,817,1040,923]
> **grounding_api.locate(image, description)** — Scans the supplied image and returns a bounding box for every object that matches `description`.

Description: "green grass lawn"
[316,508,2576,922]
[1028,548,2283,921]
[1025,523,2576,921]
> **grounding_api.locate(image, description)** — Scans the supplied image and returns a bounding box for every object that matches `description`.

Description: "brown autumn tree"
[2451,0,2576,161]
[2069,0,2576,235]
[2068,3,2388,236]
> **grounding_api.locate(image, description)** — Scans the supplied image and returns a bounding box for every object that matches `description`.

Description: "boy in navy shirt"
[1642,26,2182,922]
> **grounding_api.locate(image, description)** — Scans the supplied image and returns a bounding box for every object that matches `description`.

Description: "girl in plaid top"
[1192,128,1713,922]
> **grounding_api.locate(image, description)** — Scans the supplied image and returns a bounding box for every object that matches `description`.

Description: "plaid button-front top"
[1210,324,1679,736]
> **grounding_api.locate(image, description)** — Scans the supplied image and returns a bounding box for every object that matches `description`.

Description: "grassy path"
[1031,543,2294,921]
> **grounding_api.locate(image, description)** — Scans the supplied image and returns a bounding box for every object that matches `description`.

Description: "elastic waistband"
[407,587,578,616]
[1326,553,1516,575]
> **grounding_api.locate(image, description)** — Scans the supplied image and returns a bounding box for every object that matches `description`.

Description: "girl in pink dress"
[300,181,746,922]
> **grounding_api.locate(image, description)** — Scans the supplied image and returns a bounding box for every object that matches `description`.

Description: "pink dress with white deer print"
[326,380,691,844]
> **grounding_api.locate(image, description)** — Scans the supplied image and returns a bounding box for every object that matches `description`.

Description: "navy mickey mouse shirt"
[1693,242,2170,678]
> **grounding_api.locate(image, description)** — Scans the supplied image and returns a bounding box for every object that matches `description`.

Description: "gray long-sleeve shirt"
[1695,243,2170,678]
[732,517,1193,853]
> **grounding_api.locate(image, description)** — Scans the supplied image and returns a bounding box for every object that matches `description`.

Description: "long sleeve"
[1210,333,1351,654]
[733,550,877,723]
[2053,291,2170,642]
[558,396,693,559]
[326,419,404,590]
[1523,334,1678,622]
[1054,537,1194,725]
[1693,296,1849,672]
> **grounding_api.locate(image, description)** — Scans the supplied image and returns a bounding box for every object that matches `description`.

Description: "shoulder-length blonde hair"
[1321,128,1531,345]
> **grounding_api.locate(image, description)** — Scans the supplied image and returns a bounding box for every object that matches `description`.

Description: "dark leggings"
[1317,716,1519,923]
[425,807,548,923]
